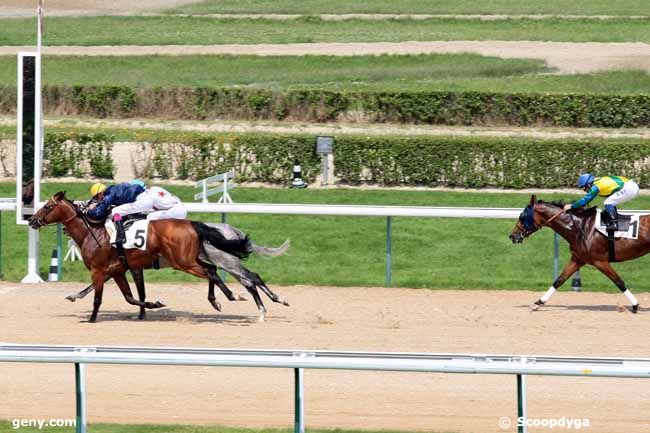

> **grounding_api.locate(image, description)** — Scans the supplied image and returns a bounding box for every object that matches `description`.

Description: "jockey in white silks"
[111,180,187,222]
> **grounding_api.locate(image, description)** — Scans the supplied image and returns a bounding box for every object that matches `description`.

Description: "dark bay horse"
[509,195,644,313]
[29,192,289,322]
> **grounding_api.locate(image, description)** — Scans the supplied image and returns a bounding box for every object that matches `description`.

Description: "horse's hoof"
[154,301,166,308]
[138,313,146,320]
[530,303,540,311]
[632,304,639,314]
[213,302,222,312]
[65,295,76,302]
[281,300,290,307]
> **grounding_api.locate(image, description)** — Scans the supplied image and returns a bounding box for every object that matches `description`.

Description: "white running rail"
[1,344,649,433]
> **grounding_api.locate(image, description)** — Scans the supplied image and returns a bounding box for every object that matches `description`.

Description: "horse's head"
[509,195,544,244]
[28,191,76,230]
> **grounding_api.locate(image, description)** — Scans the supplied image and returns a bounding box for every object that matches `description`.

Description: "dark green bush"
[4,85,650,127]
[44,132,115,178]
[40,129,650,188]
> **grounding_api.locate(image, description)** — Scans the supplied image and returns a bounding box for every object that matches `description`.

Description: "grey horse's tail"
[201,222,290,258]
[251,239,290,257]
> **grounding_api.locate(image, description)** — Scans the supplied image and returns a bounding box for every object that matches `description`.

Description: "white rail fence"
[1,344,649,433]
[3,199,650,285]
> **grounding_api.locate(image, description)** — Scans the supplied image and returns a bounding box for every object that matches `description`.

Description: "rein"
[79,211,103,249]
[46,198,103,249]
[539,208,566,228]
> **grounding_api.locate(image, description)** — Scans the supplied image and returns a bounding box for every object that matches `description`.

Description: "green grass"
[1,54,649,95]
[1,54,551,91]
[3,182,650,294]
[167,0,650,16]
[0,422,451,433]
[2,16,650,45]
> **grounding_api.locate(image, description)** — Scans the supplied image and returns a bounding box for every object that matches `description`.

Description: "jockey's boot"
[115,219,126,244]
[604,205,619,231]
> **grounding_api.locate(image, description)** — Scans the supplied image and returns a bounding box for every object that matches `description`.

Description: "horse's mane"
[539,199,597,218]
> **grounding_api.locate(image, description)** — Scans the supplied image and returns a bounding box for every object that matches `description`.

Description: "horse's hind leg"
[131,269,147,320]
[207,279,222,312]
[592,260,640,313]
[251,273,290,307]
[531,258,581,310]
[202,263,247,302]
[241,279,267,321]
[66,276,111,302]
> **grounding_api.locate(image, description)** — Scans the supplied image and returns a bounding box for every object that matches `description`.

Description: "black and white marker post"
[291,161,307,189]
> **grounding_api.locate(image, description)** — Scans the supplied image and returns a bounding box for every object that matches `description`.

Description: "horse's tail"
[191,221,252,259]
[251,239,290,257]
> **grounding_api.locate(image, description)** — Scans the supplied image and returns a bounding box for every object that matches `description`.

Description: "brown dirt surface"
[1,282,649,433]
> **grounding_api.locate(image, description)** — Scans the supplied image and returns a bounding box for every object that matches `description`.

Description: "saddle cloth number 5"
[107,219,150,250]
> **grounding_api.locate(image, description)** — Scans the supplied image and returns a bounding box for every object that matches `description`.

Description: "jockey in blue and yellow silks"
[563,173,640,230]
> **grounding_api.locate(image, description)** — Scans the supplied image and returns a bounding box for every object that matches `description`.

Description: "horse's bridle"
[31,197,104,248]
[31,198,77,229]
[520,203,568,235]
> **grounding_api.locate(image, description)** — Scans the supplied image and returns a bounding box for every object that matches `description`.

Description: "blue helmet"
[130,179,146,189]
[577,173,595,188]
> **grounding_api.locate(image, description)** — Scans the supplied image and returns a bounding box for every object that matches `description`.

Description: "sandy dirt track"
[2,41,650,74]
[0,0,198,16]
[1,282,649,433]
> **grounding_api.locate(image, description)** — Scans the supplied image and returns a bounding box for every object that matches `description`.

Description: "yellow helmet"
[90,183,107,197]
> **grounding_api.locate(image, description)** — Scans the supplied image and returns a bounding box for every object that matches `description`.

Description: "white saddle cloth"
[594,210,641,240]
[105,219,150,250]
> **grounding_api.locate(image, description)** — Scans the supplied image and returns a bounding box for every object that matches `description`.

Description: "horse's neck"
[63,216,103,248]
[542,207,577,241]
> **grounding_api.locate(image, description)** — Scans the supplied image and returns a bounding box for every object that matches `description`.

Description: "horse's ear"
[53,191,66,200]
[530,194,536,205]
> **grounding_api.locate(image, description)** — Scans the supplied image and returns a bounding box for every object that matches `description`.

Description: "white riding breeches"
[111,192,154,217]
[146,203,187,220]
[604,180,640,207]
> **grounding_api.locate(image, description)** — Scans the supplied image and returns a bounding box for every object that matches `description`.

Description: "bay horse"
[509,195,643,313]
[29,192,290,322]
[64,223,290,319]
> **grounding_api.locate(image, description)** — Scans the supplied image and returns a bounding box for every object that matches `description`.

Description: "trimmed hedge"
[38,129,650,189]
[2,85,650,127]
[135,133,322,183]
[44,132,115,179]
[332,135,650,188]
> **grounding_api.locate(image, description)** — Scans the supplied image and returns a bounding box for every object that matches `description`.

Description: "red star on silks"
[158,191,165,197]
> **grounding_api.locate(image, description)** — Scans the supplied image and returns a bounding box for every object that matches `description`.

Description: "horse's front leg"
[531,257,582,311]
[592,260,640,313]
[89,271,106,323]
[131,269,147,320]
[113,273,166,313]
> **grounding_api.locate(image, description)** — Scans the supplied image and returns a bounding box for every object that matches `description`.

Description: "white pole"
[22,229,43,283]
[37,1,44,55]
[202,180,208,204]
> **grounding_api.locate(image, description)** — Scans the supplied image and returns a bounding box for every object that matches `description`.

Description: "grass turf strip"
[0,55,648,95]
[2,16,650,45]
[167,0,650,16]
[2,182,650,293]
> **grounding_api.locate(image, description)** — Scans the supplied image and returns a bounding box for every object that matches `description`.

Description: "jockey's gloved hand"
[112,213,123,222]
